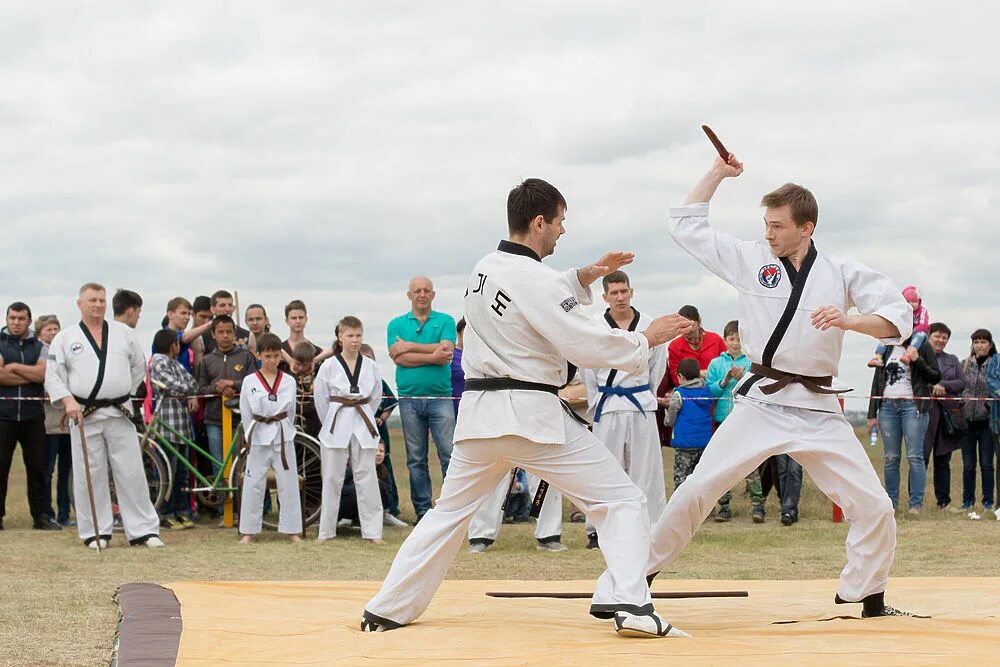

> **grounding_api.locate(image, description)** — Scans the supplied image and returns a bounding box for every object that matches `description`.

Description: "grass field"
[1,427,998,666]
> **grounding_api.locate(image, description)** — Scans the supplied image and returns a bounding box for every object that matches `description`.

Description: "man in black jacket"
[868,334,941,513]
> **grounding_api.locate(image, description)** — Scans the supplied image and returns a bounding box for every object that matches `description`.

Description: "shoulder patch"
[560,297,579,312]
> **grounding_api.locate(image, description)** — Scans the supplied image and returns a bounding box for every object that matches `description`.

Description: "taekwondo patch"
[70,342,85,355]
[758,264,782,289]
[560,297,579,312]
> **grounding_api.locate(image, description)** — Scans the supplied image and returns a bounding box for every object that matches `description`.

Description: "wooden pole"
[486,591,748,600]
[222,403,235,528]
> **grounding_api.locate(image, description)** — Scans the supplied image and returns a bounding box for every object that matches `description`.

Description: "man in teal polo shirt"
[387,276,458,522]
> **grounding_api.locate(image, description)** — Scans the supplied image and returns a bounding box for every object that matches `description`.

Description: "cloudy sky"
[3,2,997,401]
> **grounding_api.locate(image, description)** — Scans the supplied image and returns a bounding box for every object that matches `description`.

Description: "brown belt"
[749,363,839,396]
[328,396,379,438]
[247,412,290,470]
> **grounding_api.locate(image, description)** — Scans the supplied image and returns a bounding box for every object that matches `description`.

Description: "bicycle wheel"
[230,432,323,531]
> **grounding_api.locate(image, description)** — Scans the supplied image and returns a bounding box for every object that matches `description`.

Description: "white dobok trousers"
[365,411,653,626]
[594,398,896,603]
[238,440,302,535]
[467,471,563,543]
[588,410,666,531]
[71,416,161,543]
[318,440,383,540]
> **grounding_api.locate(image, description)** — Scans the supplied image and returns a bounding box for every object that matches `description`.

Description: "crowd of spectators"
[2,279,999,546]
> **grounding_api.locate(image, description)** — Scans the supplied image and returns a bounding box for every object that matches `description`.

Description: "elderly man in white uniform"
[363,179,694,638]
[44,283,162,549]
[596,152,922,622]
[581,270,667,548]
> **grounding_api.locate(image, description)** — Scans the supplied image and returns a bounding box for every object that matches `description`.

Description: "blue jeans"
[961,420,995,508]
[44,433,72,523]
[399,397,455,517]
[878,400,929,510]
[163,443,190,518]
[205,423,224,476]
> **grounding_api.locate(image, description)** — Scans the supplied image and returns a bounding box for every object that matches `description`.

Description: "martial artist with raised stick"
[594,127,926,622]
[363,179,695,638]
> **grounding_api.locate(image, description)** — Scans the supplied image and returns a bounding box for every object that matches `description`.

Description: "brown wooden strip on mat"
[115,583,182,666]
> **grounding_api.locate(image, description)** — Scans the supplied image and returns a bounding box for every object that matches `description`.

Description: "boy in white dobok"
[237,333,303,544]
[581,270,667,548]
[314,317,384,544]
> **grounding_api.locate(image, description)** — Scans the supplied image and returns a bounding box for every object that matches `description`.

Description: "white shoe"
[995,508,1000,521]
[337,518,353,528]
[145,536,166,548]
[383,512,408,528]
[468,542,489,553]
[87,538,108,550]
[613,610,690,638]
[968,511,981,521]
[536,540,568,552]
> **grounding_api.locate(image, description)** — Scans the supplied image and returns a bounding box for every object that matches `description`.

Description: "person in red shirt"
[656,305,726,446]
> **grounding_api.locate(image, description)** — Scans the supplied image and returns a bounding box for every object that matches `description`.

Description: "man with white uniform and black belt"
[363,178,694,638]
[594,151,922,623]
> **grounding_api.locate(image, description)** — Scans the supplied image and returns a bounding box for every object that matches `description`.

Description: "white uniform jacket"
[669,202,912,412]
[456,240,651,445]
[240,371,297,446]
[313,354,382,449]
[45,321,146,421]
[581,308,666,421]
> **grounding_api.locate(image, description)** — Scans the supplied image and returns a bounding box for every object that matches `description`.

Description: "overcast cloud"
[3,1,998,401]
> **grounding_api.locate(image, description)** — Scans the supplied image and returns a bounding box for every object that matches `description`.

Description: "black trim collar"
[778,242,817,286]
[603,307,640,332]
[498,240,541,262]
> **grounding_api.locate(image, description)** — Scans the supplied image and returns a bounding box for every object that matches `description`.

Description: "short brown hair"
[677,358,701,381]
[760,183,818,228]
[602,270,630,293]
[284,299,307,318]
[723,320,739,338]
[338,315,363,331]
[34,314,60,332]
[256,332,283,353]
[291,341,317,364]
[167,297,192,312]
[79,282,105,296]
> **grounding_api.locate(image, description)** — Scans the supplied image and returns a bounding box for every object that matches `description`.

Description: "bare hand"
[188,398,200,414]
[388,337,411,359]
[810,305,854,332]
[731,366,746,381]
[222,386,236,399]
[714,153,744,178]
[215,379,234,393]
[643,314,696,347]
[906,346,919,362]
[577,251,636,288]
[430,343,454,365]
[63,397,82,425]
[867,418,878,430]
[932,384,946,397]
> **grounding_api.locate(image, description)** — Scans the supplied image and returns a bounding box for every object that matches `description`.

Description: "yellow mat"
[167,577,1000,666]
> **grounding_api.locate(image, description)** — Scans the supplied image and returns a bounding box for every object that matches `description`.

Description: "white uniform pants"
[70,416,160,543]
[594,399,896,603]
[318,441,383,540]
[467,471,563,543]
[238,441,302,535]
[365,411,652,626]
[587,410,665,532]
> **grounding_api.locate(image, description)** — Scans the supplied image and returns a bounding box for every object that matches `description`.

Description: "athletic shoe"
[161,517,186,530]
[751,506,766,523]
[145,536,166,548]
[383,512,408,528]
[536,540,568,552]
[33,517,63,531]
[174,515,196,529]
[468,542,490,554]
[862,605,929,618]
[337,518,353,529]
[968,511,982,521]
[87,538,108,550]
[361,611,400,632]
[907,507,921,515]
[613,610,690,638]
[586,532,599,550]
[780,512,795,526]
[112,516,124,532]
[714,506,732,522]
[59,519,77,528]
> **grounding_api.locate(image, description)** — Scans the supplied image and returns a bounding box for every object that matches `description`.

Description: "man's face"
[259,348,283,372]
[602,282,633,315]
[763,205,811,258]
[78,289,107,322]
[725,332,742,356]
[213,297,235,317]
[538,207,566,258]
[213,323,236,351]
[38,323,60,344]
[168,307,192,330]
[5,309,30,338]
[193,310,212,327]
[684,318,702,344]
[929,330,949,354]
[407,280,435,312]
[286,309,307,334]
[122,306,141,328]
[245,308,268,335]
[338,326,364,354]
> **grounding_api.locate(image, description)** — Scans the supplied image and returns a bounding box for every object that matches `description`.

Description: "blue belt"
[594,383,651,423]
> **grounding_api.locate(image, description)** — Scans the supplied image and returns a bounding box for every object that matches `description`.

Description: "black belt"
[464,378,560,395]
[74,394,133,419]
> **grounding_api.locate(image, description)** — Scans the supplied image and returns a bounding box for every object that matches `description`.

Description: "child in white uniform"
[314,316,384,543]
[238,333,303,543]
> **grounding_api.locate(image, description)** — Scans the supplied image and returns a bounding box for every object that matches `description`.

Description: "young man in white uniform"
[581,271,667,548]
[313,316,384,543]
[596,152,921,621]
[44,283,163,549]
[363,179,694,638]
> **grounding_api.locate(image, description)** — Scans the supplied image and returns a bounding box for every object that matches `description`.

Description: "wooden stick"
[76,420,103,554]
[486,591,748,600]
[701,124,730,159]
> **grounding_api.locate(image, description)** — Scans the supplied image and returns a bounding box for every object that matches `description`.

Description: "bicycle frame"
[140,403,242,493]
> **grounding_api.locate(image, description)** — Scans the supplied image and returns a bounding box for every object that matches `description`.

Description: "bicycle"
[139,396,323,529]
